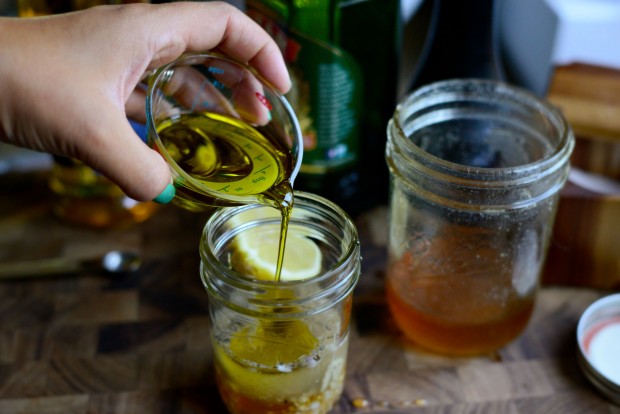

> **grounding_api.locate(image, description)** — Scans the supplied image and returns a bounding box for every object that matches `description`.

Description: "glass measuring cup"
[146,52,303,211]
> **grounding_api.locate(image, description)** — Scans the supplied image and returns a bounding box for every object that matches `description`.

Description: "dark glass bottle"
[408,0,505,92]
[246,0,402,215]
[404,0,507,170]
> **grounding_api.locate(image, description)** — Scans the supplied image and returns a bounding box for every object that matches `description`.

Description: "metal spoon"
[0,250,142,280]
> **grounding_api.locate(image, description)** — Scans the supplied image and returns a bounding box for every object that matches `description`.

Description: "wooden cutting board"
[0,172,616,413]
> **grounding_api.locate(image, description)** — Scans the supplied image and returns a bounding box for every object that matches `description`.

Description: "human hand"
[0,2,290,202]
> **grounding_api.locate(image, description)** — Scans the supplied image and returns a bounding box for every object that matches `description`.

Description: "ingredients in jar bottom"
[386,250,535,356]
[214,322,348,414]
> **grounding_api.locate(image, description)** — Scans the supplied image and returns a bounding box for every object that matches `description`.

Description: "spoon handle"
[0,257,84,279]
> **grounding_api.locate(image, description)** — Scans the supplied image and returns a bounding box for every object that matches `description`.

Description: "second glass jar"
[385,79,574,356]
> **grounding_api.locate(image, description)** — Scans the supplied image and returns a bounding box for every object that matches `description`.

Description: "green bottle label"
[247,6,363,175]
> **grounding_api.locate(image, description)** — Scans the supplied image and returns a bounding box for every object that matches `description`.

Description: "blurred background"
[2,0,619,179]
[1,0,619,287]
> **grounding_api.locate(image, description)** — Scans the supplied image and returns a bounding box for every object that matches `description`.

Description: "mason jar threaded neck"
[386,79,575,211]
[200,191,361,319]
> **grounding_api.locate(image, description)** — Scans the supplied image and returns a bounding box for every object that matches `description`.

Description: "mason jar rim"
[390,79,574,187]
[199,191,361,318]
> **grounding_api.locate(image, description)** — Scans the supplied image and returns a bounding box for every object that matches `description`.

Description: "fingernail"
[153,183,176,204]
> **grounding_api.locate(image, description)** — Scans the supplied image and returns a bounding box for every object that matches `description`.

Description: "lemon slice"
[229,208,322,281]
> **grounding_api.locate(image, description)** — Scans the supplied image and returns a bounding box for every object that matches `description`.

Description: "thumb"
[79,115,172,203]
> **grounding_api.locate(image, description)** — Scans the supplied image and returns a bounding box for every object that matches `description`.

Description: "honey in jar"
[385,79,574,356]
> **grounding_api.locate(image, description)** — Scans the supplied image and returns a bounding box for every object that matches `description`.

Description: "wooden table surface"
[0,171,617,414]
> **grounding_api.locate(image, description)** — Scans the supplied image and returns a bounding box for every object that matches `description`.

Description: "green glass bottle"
[246,0,401,214]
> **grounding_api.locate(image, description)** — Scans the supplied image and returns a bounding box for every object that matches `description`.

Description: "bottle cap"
[577,293,620,404]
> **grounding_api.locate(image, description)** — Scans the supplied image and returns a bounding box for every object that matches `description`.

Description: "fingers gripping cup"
[146,52,303,211]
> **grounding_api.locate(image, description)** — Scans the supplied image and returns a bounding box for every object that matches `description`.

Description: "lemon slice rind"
[229,207,322,282]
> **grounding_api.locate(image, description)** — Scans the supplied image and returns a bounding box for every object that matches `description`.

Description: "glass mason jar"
[385,79,574,356]
[49,155,158,228]
[200,192,360,414]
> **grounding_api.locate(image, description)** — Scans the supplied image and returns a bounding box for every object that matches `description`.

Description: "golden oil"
[49,156,158,228]
[156,111,294,281]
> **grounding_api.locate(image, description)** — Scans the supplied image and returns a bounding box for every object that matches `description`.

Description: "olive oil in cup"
[146,52,303,280]
[146,52,302,211]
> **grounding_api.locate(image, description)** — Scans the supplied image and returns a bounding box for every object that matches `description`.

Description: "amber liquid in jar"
[385,227,535,356]
[49,157,158,228]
